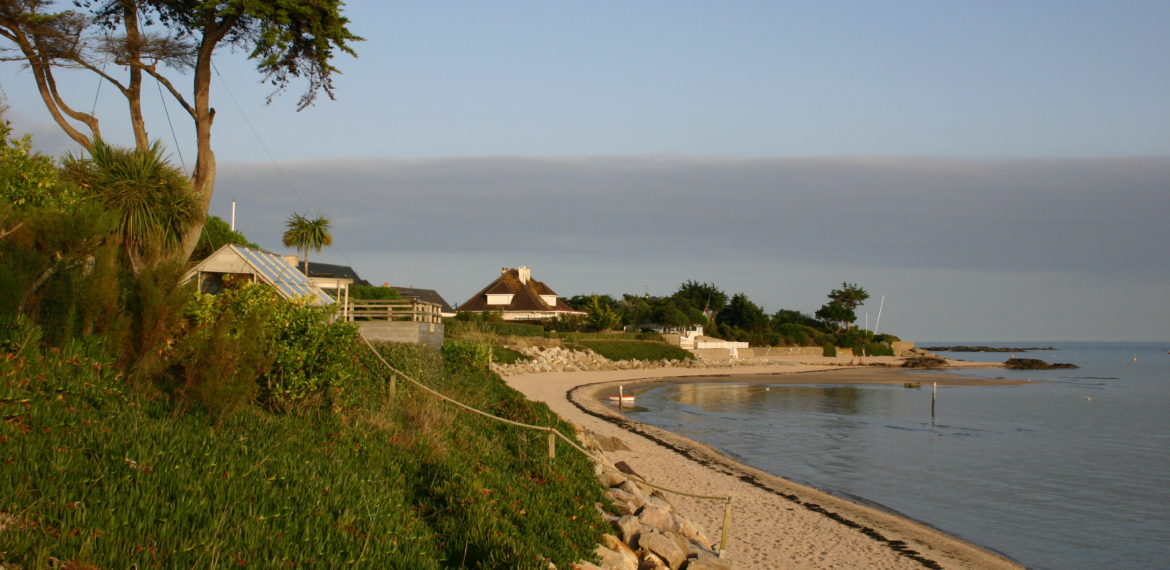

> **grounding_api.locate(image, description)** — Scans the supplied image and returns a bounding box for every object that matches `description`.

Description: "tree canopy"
[0,0,361,262]
[281,212,332,275]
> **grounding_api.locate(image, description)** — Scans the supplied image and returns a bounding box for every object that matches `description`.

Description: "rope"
[357,333,733,507]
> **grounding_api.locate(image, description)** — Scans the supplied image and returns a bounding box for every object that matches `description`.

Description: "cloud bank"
[214,155,1170,341]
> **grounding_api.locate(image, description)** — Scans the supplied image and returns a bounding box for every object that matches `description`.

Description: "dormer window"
[486,293,514,305]
[540,294,557,306]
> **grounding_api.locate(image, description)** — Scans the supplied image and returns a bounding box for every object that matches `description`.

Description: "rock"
[638,552,670,570]
[673,514,713,551]
[618,480,651,506]
[598,468,628,488]
[682,552,732,570]
[571,563,605,570]
[1005,358,1078,370]
[594,543,638,570]
[602,534,641,570]
[637,505,676,534]
[614,461,643,478]
[606,436,632,451]
[639,530,687,569]
[614,515,643,547]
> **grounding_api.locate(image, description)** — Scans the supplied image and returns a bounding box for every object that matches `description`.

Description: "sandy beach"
[503,359,1024,569]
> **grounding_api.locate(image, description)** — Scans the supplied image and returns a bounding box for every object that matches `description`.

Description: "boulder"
[638,552,670,570]
[614,515,643,547]
[638,530,687,569]
[602,534,640,570]
[637,505,675,532]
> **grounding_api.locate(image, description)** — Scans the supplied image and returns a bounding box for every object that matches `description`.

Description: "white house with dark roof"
[458,266,586,321]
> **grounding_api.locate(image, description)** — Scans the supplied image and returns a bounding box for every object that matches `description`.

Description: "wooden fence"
[343,298,443,323]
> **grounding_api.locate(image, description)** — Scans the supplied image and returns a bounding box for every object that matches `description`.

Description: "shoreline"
[504,361,1023,569]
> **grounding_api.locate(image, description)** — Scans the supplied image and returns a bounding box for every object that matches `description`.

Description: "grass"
[1,339,606,568]
[569,340,694,362]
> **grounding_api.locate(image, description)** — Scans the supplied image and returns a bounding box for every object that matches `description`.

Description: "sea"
[625,342,1170,570]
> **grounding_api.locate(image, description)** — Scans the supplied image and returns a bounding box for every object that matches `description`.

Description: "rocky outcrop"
[573,428,732,570]
[1004,358,1078,370]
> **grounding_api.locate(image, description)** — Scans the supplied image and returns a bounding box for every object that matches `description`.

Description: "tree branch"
[140,63,195,118]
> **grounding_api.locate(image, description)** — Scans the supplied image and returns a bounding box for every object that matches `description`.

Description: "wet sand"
[504,361,1023,569]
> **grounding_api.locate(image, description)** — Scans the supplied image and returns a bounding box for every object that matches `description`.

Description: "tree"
[815,282,869,333]
[828,282,869,311]
[717,293,768,332]
[281,212,331,275]
[0,0,361,262]
[584,295,621,332]
[61,139,198,273]
[672,280,727,321]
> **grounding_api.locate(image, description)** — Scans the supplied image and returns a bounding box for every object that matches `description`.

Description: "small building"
[390,285,457,318]
[458,266,586,321]
[185,245,333,305]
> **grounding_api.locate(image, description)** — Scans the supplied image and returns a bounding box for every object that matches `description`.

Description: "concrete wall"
[358,321,444,349]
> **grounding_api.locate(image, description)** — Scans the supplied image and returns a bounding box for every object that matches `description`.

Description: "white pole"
[230,200,237,231]
[873,295,886,336]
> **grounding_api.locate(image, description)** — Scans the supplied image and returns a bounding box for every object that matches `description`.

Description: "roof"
[305,261,372,286]
[391,286,456,314]
[458,267,583,314]
[186,245,334,306]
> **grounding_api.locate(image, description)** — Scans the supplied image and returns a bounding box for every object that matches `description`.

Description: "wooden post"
[931,382,937,421]
[547,429,556,459]
[719,498,732,558]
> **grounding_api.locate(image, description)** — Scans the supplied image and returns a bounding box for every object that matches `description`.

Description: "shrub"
[572,340,694,362]
[823,343,837,357]
[441,340,492,374]
[349,284,403,300]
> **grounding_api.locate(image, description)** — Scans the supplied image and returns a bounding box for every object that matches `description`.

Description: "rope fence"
[358,334,735,557]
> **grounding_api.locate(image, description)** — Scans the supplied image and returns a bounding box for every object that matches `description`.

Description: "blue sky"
[3,1,1169,341]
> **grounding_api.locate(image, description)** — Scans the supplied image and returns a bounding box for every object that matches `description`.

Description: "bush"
[572,340,694,362]
[823,343,837,357]
[492,345,531,365]
[171,284,360,413]
[441,340,492,374]
[349,284,403,300]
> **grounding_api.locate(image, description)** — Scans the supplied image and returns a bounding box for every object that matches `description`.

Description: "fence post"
[547,429,556,459]
[719,498,732,558]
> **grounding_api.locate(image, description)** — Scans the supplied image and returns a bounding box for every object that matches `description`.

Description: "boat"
[608,385,634,405]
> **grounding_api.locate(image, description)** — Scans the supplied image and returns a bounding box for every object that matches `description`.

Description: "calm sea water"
[627,342,1170,570]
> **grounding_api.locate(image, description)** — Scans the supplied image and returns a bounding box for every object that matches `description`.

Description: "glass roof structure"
[231,246,334,305]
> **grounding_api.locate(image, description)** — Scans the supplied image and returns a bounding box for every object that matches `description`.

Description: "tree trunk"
[173,17,231,265]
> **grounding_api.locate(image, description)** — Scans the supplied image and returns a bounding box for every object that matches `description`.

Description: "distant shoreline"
[923,345,1058,352]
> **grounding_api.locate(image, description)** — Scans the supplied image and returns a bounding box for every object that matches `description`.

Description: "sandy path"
[503,361,1022,570]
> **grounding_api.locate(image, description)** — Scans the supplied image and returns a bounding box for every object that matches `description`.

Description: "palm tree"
[282,213,333,276]
[61,140,198,273]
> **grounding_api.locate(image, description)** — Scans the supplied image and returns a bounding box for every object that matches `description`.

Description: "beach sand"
[503,359,1023,569]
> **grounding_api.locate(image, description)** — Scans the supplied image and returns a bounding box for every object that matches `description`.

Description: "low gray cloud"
[218,154,1170,277]
[212,154,1169,341]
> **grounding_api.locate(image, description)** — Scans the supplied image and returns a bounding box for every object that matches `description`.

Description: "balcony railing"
[343,298,443,324]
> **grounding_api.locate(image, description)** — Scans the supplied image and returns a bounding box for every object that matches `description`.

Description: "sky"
[3,1,1169,342]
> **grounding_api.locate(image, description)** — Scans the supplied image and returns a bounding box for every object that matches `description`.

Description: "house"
[388,285,457,318]
[458,266,586,321]
[184,245,333,305]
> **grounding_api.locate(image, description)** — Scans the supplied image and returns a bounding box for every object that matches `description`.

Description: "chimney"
[516,266,531,284]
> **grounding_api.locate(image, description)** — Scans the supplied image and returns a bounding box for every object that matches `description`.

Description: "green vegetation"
[0,120,605,568]
[282,212,334,275]
[349,285,404,300]
[569,340,695,362]
[563,281,898,353]
[1,1,361,262]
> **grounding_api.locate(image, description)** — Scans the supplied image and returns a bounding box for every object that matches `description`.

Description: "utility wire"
[210,61,358,268]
